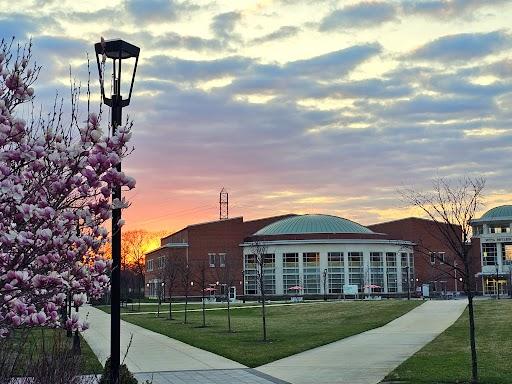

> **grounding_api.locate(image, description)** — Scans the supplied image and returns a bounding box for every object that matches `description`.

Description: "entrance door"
[484,278,508,295]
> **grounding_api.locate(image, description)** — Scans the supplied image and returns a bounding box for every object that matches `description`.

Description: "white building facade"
[242,215,414,296]
[471,205,512,296]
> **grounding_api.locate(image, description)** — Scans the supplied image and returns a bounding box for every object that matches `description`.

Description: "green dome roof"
[255,214,374,236]
[481,205,512,220]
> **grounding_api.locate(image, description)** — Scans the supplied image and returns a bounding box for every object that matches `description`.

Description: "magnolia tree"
[0,38,135,337]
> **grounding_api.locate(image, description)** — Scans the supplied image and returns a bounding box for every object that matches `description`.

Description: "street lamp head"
[161,282,165,287]
[95,38,140,108]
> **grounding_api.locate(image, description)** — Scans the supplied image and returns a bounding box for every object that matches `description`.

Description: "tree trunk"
[168,288,173,320]
[465,259,478,384]
[467,290,478,383]
[138,277,141,311]
[202,287,206,327]
[184,290,188,324]
[261,291,267,341]
[227,290,232,332]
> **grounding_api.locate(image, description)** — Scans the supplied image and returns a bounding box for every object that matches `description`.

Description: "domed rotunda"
[242,214,414,296]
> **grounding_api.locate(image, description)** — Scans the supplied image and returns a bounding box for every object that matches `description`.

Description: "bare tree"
[401,176,485,384]
[179,261,193,324]
[248,241,270,342]
[216,253,238,333]
[194,260,210,328]
[162,253,180,320]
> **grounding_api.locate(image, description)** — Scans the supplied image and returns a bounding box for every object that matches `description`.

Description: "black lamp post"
[95,38,140,384]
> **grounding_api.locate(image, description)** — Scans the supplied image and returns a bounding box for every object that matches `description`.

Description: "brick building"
[145,215,294,298]
[145,213,485,299]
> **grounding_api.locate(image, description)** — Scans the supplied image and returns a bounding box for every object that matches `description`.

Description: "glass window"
[328,252,344,294]
[209,253,216,267]
[283,253,300,292]
[147,259,154,272]
[348,252,363,292]
[263,254,276,294]
[482,243,497,266]
[244,254,257,295]
[219,253,226,268]
[502,244,512,265]
[370,252,383,292]
[429,252,436,264]
[303,252,320,294]
[386,252,397,293]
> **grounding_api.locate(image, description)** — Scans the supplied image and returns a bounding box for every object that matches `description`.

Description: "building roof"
[254,214,374,236]
[480,205,512,220]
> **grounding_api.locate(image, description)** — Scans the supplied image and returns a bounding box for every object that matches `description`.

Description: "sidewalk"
[255,300,467,384]
[81,305,245,373]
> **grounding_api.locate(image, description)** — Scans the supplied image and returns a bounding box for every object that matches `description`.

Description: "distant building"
[471,205,512,296]
[242,214,414,296]
[146,207,511,299]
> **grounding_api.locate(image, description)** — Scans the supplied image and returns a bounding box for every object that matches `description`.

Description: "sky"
[2,0,512,234]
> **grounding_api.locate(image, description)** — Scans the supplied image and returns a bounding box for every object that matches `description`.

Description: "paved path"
[256,300,467,384]
[82,305,246,373]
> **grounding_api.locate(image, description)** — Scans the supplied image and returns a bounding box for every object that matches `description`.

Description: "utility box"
[422,284,430,298]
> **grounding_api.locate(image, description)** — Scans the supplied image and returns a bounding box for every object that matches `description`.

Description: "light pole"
[95,38,140,384]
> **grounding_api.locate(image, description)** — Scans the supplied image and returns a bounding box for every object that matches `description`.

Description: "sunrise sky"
[2,0,512,234]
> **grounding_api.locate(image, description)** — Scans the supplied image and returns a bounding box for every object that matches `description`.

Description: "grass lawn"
[118,299,422,367]
[96,301,273,314]
[5,327,102,375]
[385,299,512,384]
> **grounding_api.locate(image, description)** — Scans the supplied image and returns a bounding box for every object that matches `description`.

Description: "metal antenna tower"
[219,187,228,220]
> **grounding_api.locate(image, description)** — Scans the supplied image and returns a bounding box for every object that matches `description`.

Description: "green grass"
[4,327,102,375]
[96,301,271,314]
[119,300,422,367]
[386,300,512,384]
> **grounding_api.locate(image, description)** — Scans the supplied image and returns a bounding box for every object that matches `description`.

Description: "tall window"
[386,252,397,293]
[482,243,497,266]
[503,243,512,265]
[147,259,154,272]
[303,252,320,294]
[262,254,276,294]
[209,253,216,267]
[157,256,164,270]
[401,253,410,293]
[348,252,363,292]
[370,252,383,292]
[219,253,226,267]
[244,254,257,294]
[283,253,300,292]
[328,252,344,293]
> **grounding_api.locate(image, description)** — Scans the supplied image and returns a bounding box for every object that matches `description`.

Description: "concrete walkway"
[81,305,246,373]
[256,300,467,384]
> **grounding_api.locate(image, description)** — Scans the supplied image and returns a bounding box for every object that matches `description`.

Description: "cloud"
[0,14,45,39]
[124,0,198,23]
[319,2,397,31]
[251,26,301,44]
[211,11,241,40]
[411,31,511,62]
[141,55,252,82]
[402,0,510,19]
[153,31,223,52]
[286,43,381,77]
[381,95,497,119]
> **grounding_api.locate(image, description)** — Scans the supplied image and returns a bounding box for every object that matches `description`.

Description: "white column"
[383,252,388,293]
[276,252,284,295]
[343,252,349,290]
[363,250,370,293]
[320,251,328,295]
[497,242,503,272]
[396,252,403,293]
